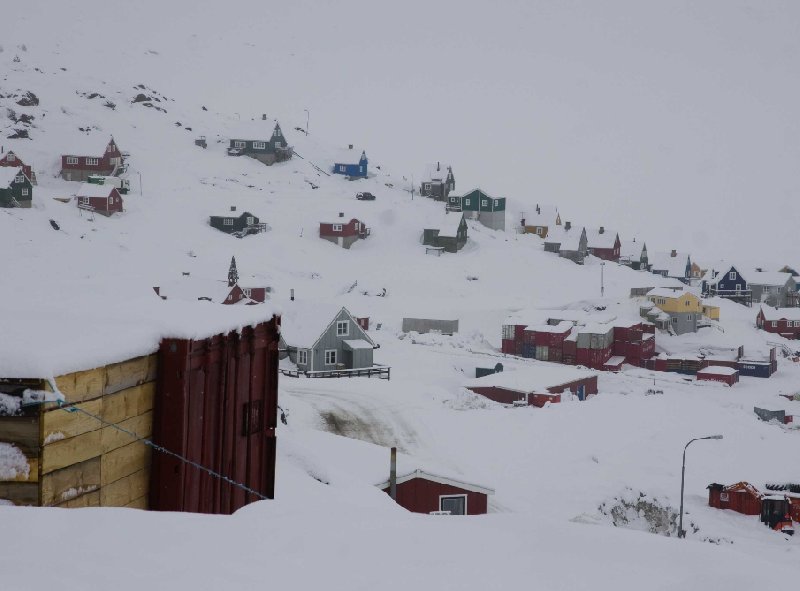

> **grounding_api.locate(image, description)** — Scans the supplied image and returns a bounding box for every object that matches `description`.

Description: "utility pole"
[600,261,605,297]
[304,109,309,135]
[138,171,143,196]
[679,435,723,538]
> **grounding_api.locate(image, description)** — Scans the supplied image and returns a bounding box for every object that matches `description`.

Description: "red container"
[151,319,280,515]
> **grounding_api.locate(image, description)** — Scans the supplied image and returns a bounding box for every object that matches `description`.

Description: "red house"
[0,150,36,184]
[708,482,762,515]
[697,365,739,386]
[319,214,370,249]
[756,305,800,339]
[61,136,123,181]
[75,183,124,216]
[466,365,598,407]
[586,227,621,261]
[378,469,493,515]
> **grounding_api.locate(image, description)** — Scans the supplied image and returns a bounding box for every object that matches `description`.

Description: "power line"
[58,402,269,501]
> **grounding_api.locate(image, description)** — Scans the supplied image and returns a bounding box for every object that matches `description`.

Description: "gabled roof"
[153,277,236,304]
[647,287,696,300]
[62,135,116,156]
[0,167,24,187]
[759,305,800,322]
[75,182,117,198]
[708,264,745,286]
[375,469,495,496]
[748,271,793,287]
[427,212,465,237]
[281,304,375,350]
[211,210,257,220]
[619,240,645,259]
[423,162,452,182]
[586,228,619,250]
[466,364,596,394]
[558,227,586,251]
[226,118,284,141]
[649,251,690,277]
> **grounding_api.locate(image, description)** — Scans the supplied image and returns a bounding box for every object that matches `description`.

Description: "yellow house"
[522,204,560,238]
[647,288,702,314]
[702,304,720,320]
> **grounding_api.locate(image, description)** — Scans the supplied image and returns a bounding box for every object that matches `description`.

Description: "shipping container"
[151,319,280,515]
[535,346,549,361]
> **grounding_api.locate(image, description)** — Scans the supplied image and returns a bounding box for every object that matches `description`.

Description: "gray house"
[228,121,292,165]
[420,162,455,200]
[422,213,468,253]
[284,306,376,372]
[543,223,588,264]
[749,271,798,307]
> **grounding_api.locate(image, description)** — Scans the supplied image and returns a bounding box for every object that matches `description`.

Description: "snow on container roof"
[0,167,23,186]
[466,364,596,394]
[698,366,739,375]
[524,321,573,333]
[0,291,280,378]
[749,271,792,286]
[760,305,800,321]
[75,182,116,198]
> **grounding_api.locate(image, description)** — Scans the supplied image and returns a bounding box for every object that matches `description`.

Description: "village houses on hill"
[209,207,267,238]
[75,182,123,216]
[422,212,468,253]
[543,222,588,264]
[0,150,36,185]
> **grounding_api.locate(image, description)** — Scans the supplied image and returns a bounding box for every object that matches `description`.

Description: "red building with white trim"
[697,365,739,386]
[75,183,124,216]
[466,365,598,407]
[377,469,493,515]
[0,150,35,184]
[61,136,123,181]
[586,227,621,261]
[757,305,800,339]
[319,214,370,249]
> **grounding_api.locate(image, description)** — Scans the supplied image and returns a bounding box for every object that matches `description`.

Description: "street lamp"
[304,109,309,135]
[600,261,605,297]
[678,435,723,538]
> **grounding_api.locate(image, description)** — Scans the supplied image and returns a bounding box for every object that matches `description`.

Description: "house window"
[66,157,78,165]
[252,141,266,150]
[7,154,15,162]
[297,349,308,365]
[424,183,431,191]
[736,284,742,292]
[494,199,499,207]
[333,224,342,232]
[246,216,254,225]
[243,288,251,297]
[355,222,360,230]
[108,196,113,205]
[324,349,337,365]
[672,317,677,324]
[771,321,777,328]
[21,188,29,196]
[729,272,736,280]
[86,158,99,166]
[439,495,467,515]
[481,199,488,207]
[339,165,347,172]
[336,320,349,336]
[234,141,246,148]
[223,218,234,226]
[107,143,114,153]
[15,174,24,183]
[464,198,471,206]
[227,295,232,301]
[720,492,729,502]
[274,141,282,148]
[536,227,542,235]
[79,197,89,205]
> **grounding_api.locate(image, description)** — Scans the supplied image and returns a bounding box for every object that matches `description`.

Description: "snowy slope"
[2,3,800,590]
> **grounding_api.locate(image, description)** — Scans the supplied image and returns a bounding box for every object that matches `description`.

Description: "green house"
[447,188,505,231]
[0,167,32,208]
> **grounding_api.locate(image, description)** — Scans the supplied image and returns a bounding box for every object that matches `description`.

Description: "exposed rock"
[16,91,39,106]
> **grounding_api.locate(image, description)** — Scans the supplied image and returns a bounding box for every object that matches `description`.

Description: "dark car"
[356,192,376,200]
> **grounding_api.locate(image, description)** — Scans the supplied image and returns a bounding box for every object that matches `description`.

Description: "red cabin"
[466,365,598,407]
[378,469,493,515]
[61,136,123,182]
[75,183,124,216]
[0,150,35,184]
[319,215,370,249]
[586,227,621,261]
[697,365,739,386]
[708,482,762,515]
[756,306,800,339]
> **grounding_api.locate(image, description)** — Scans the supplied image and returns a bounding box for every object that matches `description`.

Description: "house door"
[576,385,585,401]
[342,348,353,369]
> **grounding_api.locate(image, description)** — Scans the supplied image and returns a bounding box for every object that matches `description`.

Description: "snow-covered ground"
[2,3,800,589]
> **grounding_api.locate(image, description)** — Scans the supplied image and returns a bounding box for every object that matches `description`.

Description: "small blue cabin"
[333,150,368,179]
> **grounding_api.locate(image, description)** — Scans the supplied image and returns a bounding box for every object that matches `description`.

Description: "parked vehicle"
[356,192,376,201]
[86,175,130,194]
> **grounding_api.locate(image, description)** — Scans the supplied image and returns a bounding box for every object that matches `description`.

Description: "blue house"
[707,265,752,306]
[333,150,368,178]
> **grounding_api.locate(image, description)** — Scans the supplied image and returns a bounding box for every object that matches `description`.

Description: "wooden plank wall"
[36,353,158,509]
[0,389,43,506]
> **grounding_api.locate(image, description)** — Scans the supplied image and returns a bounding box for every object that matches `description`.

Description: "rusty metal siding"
[151,319,279,515]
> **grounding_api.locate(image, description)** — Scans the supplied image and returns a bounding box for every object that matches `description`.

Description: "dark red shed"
[151,318,280,515]
[697,365,739,386]
[466,365,598,407]
[75,183,124,216]
[708,482,762,515]
[378,469,494,515]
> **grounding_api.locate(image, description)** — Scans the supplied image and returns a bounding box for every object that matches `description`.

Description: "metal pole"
[389,446,397,500]
[679,435,723,539]
[601,262,605,297]
[304,109,309,135]
[138,171,143,196]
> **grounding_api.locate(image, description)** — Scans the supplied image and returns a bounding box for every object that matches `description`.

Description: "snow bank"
[0,443,30,480]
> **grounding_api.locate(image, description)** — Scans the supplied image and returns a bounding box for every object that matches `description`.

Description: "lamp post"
[600,261,605,297]
[679,435,723,538]
[304,109,309,135]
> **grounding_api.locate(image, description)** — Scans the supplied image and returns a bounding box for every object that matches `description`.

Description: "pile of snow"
[0,443,29,480]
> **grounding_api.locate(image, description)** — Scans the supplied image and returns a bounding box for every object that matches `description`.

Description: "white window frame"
[108,196,113,205]
[15,174,24,183]
[481,199,488,207]
[7,154,15,162]
[234,141,246,148]
[336,320,349,336]
[79,197,89,205]
[494,199,499,207]
[464,198,471,206]
[720,492,729,502]
[274,140,282,148]
[243,288,251,298]
[21,188,29,196]
[729,271,736,280]
[771,321,777,328]
[536,227,543,235]
[66,156,79,165]
[85,157,99,166]
[332,224,342,232]
[324,349,337,365]
[438,494,467,515]
[297,349,308,365]
[339,165,347,172]
[424,183,431,191]
[246,216,254,225]
[223,218,234,226]
[252,141,266,150]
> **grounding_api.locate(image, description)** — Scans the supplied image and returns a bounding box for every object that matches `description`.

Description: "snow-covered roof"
[427,212,464,237]
[465,364,596,393]
[552,227,584,251]
[423,162,451,182]
[524,321,573,334]
[586,228,618,249]
[699,366,738,376]
[375,469,495,496]
[605,356,626,366]
[525,204,559,224]
[281,302,373,349]
[619,240,645,259]
[647,287,693,299]
[649,251,690,276]
[154,277,235,304]
[0,166,23,186]
[759,305,800,321]
[224,118,283,141]
[61,134,115,156]
[75,182,116,198]
[748,271,793,287]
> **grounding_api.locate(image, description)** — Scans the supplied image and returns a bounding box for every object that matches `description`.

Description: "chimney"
[536,204,540,214]
[565,221,572,231]
[599,226,605,234]
[756,267,763,272]
[437,161,440,171]
[290,288,295,301]
[389,447,397,500]
[339,212,344,218]
[348,144,353,150]
[262,113,266,120]
[670,249,677,257]
[230,205,236,212]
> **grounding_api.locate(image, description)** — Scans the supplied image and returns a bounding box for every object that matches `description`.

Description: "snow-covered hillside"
[2,3,800,590]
